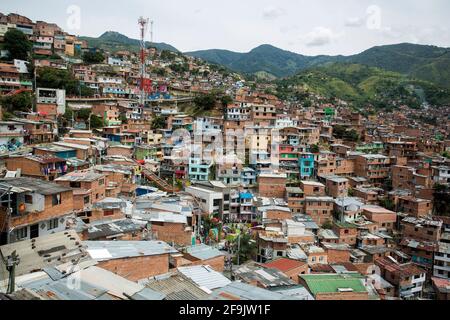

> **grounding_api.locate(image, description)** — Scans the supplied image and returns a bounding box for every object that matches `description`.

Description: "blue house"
[299,153,314,179]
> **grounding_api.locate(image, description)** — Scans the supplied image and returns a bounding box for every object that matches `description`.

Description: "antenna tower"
[138,16,149,107]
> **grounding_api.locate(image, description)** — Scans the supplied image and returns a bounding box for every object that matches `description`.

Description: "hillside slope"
[276,63,450,107]
[80,31,179,53]
[187,43,450,88]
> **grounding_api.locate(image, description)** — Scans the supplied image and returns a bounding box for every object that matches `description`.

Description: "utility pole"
[32,66,37,113]
[1,250,20,294]
[236,233,241,266]
[0,185,19,294]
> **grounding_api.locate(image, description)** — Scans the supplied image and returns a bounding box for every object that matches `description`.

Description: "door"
[30,224,39,239]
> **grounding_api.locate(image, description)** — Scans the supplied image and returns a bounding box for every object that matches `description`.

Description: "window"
[84,196,90,204]
[48,218,59,230]
[52,194,61,206]
[25,194,33,204]
[70,182,81,188]
[311,257,316,262]
[427,231,433,236]
[99,179,105,186]
[14,227,28,240]
[104,210,114,216]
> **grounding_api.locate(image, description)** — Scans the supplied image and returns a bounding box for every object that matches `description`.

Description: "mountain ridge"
[80,31,450,88]
[187,43,450,88]
[80,31,179,53]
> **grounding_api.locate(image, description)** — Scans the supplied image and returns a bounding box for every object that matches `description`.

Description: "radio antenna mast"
[138,16,149,108]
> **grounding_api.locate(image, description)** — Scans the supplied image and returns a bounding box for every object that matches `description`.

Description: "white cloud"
[301,27,344,47]
[345,17,365,28]
[379,25,450,45]
[262,6,285,20]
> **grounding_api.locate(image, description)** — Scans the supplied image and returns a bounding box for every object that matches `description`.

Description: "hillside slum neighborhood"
[0,13,449,301]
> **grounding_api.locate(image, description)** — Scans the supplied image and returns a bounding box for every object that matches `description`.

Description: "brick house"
[304,196,334,226]
[375,258,426,299]
[5,155,68,181]
[55,170,106,212]
[332,222,358,246]
[258,173,287,198]
[324,176,349,198]
[362,206,397,232]
[320,243,351,263]
[0,177,74,244]
[84,240,178,282]
[400,217,442,242]
[147,212,193,247]
[299,274,369,300]
[397,196,433,218]
[263,258,309,283]
[285,187,305,214]
[173,244,225,272]
[300,181,326,197]
[354,154,390,187]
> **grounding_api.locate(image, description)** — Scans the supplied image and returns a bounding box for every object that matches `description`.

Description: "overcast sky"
[2,0,450,55]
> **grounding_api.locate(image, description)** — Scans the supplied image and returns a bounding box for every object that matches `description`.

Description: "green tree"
[89,115,104,129]
[194,92,218,111]
[76,108,92,121]
[153,67,167,77]
[37,67,79,95]
[0,92,33,113]
[82,51,105,64]
[160,50,175,61]
[303,99,312,108]
[321,221,334,230]
[119,113,128,124]
[220,95,233,107]
[310,144,320,153]
[151,116,166,129]
[4,29,32,61]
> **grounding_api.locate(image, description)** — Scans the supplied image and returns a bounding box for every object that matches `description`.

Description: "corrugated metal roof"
[209,282,301,300]
[273,286,315,300]
[178,265,231,290]
[0,177,72,195]
[131,287,165,300]
[145,272,210,300]
[0,230,88,282]
[186,244,225,260]
[84,240,178,261]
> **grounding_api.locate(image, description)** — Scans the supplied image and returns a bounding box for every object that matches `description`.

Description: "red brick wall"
[97,254,170,281]
[151,222,192,246]
[326,249,350,263]
[9,190,74,228]
[258,177,286,198]
[315,292,369,300]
